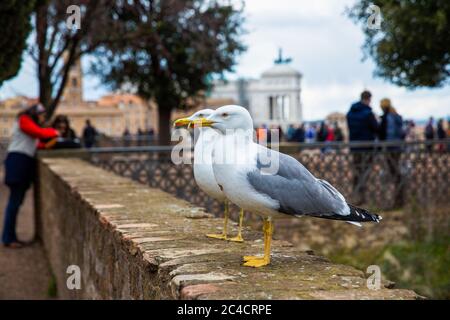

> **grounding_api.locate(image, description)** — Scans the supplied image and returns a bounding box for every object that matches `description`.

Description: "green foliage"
[47,273,58,298]
[348,0,450,88]
[330,237,450,299]
[92,0,246,143]
[0,0,36,87]
[380,239,450,299]
[33,0,116,117]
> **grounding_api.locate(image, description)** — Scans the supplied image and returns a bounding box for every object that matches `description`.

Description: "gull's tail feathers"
[346,221,362,227]
[293,205,381,223]
[346,204,382,223]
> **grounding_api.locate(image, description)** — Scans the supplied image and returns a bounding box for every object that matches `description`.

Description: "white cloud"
[233,0,450,120]
[243,0,347,19]
[302,81,450,121]
[1,0,449,121]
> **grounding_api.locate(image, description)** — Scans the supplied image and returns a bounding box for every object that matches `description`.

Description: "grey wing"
[248,148,350,218]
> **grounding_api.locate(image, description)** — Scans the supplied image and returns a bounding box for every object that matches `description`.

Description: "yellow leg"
[242,256,262,261]
[206,200,229,240]
[243,220,267,261]
[228,208,245,242]
[243,218,273,267]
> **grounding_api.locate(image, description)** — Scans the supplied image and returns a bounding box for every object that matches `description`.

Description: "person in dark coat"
[379,98,404,207]
[293,124,305,143]
[82,119,97,148]
[286,124,296,142]
[123,128,131,147]
[379,98,404,144]
[346,90,379,205]
[334,122,344,142]
[424,117,435,152]
[44,115,81,149]
[317,122,328,142]
[52,115,77,140]
[346,90,379,145]
[437,119,447,152]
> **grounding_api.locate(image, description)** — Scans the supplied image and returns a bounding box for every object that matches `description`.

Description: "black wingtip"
[347,204,382,223]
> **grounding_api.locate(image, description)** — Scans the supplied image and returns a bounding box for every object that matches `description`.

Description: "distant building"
[210,50,303,129]
[1,52,305,140]
[97,94,150,134]
[0,58,150,138]
[57,58,150,136]
[0,58,251,140]
[0,96,38,138]
[61,58,84,107]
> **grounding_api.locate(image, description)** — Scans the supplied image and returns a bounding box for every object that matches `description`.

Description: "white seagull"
[174,109,245,242]
[193,105,381,268]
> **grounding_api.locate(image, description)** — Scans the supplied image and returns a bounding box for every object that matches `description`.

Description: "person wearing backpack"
[424,117,435,152]
[379,98,404,207]
[346,90,379,204]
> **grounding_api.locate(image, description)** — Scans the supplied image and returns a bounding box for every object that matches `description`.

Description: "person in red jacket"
[2,104,59,248]
[325,125,335,142]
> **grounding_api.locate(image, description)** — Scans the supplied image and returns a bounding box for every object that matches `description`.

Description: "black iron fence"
[86,140,449,220]
[1,137,448,239]
[97,135,159,148]
[1,138,448,216]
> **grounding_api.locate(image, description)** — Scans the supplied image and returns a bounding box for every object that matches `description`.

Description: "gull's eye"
[221,112,229,118]
[197,114,203,118]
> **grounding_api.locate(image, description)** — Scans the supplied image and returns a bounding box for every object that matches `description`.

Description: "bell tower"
[62,56,83,107]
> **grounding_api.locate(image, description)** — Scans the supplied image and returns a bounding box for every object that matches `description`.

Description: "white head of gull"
[175,109,223,200]
[173,108,245,242]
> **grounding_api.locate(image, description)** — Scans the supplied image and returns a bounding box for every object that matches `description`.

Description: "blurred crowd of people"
[253,90,448,207]
[2,95,448,248]
[285,122,345,144]
[346,90,448,206]
[41,115,98,150]
[347,90,448,149]
[122,127,155,146]
[254,90,448,151]
[255,122,345,144]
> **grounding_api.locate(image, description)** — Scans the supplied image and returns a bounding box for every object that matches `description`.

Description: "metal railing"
[1,137,448,239]
[86,140,449,219]
[1,137,448,215]
[96,135,159,148]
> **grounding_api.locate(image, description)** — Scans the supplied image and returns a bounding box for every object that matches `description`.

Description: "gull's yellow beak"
[191,117,215,127]
[173,117,192,128]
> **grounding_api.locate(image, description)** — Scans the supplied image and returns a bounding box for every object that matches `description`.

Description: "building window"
[276,96,283,120]
[72,78,78,87]
[268,95,290,121]
[269,96,274,120]
[282,95,290,120]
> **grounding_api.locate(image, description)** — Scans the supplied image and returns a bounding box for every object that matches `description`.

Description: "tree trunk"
[36,4,51,112]
[35,2,83,120]
[157,104,172,145]
[39,78,52,112]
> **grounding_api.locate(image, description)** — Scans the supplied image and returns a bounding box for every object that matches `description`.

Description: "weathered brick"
[35,157,422,300]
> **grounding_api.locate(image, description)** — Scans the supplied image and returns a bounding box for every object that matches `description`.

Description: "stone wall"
[35,157,421,299]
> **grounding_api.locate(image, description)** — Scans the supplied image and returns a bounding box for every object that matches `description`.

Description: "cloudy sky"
[1,0,449,121]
